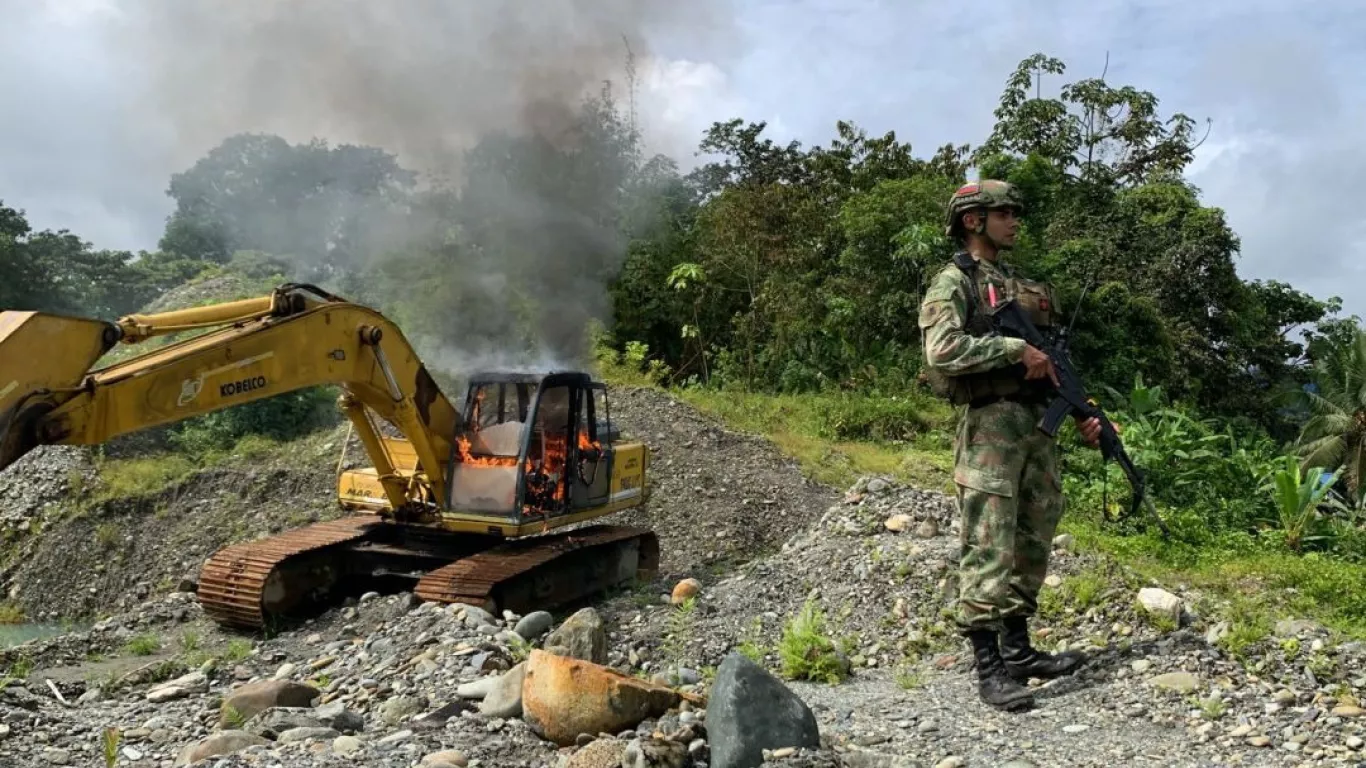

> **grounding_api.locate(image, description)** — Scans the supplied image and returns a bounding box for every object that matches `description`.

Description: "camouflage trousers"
[950,399,1064,632]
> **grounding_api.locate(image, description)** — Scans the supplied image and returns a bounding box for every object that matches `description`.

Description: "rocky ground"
[3,387,1366,767]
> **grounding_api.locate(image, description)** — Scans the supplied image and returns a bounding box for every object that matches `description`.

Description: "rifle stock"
[989,299,1171,539]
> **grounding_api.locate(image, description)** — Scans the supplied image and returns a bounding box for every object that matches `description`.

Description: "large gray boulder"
[708,652,821,768]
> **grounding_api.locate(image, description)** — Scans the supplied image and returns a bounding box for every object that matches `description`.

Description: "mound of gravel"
[1,431,353,622]
[0,446,94,534]
[603,386,841,575]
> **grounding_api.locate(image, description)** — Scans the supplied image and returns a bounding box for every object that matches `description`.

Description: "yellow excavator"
[0,283,656,630]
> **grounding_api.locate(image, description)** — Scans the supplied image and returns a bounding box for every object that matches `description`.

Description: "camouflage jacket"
[918,256,1026,376]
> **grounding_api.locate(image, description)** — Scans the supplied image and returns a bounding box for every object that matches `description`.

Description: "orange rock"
[671,578,701,604]
[521,650,681,746]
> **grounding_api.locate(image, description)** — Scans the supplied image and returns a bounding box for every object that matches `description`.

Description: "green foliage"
[223,639,253,662]
[122,634,161,656]
[777,599,851,685]
[1263,457,1339,552]
[159,133,416,273]
[167,388,340,457]
[102,727,121,768]
[95,455,199,501]
[818,393,935,442]
[1296,327,1366,500]
[0,200,206,319]
[0,603,23,625]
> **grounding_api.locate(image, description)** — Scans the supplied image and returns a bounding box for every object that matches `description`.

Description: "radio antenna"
[1055,268,1099,351]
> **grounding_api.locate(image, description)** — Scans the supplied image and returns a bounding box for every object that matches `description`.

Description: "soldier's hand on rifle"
[1021,344,1059,386]
[1075,415,1102,447]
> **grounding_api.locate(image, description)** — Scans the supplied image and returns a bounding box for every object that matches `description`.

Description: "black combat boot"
[999,615,1086,681]
[967,629,1034,711]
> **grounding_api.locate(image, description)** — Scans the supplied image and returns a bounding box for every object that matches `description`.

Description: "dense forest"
[6,53,1366,580]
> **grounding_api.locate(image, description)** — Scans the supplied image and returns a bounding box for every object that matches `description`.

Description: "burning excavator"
[0,284,656,630]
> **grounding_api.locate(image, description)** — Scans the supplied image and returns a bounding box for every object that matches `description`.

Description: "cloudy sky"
[2,0,1362,318]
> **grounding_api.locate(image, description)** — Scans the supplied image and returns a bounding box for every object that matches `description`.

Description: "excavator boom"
[0,284,656,631]
[1,284,458,512]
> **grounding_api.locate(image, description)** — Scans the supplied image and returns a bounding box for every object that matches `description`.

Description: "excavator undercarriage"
[0,285,659,632]
[197,517,658,630]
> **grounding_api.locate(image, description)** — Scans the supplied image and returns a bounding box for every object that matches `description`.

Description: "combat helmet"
[944,179,1024,238]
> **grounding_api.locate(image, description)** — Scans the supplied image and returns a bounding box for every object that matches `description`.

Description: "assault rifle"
[989,298,1172,539]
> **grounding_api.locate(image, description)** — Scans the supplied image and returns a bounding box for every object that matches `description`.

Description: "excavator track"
[413,524,659,615]
[198,516,382,630]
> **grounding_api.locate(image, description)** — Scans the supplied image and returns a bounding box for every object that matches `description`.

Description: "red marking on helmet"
[955,183,979,196]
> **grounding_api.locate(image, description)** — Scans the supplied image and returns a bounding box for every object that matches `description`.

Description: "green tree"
[159,133,416,275]
[1297,328,1366,502]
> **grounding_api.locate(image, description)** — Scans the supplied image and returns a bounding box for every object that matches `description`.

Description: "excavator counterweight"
[0,284,656,631]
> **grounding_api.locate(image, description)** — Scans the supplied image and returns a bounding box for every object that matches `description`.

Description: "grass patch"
[122,634,161,656]
[0,602,23,624]
[676,389,955,491]
[94,455,199,501]
[223,639,254,662]
[777,599,852,684]
[1060,515,1366,640]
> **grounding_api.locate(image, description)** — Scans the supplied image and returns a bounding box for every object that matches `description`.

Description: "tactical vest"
[925,252,1060,405]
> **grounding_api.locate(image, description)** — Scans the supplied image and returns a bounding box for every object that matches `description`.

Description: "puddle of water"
[0,623,73,649]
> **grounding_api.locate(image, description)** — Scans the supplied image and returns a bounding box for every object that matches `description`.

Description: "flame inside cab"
[447,371,631,522]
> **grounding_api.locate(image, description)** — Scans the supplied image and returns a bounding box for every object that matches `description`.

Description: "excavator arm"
[0,284,460,515]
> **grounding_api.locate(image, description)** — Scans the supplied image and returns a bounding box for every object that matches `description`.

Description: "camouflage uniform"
[918,180,1084,711]
[919,256,1063,630]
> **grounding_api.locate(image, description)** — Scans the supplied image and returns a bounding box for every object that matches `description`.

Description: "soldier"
[918,180,1105,711]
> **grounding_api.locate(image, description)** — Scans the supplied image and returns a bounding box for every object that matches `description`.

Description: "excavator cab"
[446,371,639,524]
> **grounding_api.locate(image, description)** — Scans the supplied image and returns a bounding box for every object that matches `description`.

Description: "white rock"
[146,671,208,702]
[1137,587,1183,623]
[333,735,364,755]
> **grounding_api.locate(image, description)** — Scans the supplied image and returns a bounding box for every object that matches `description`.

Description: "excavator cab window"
[446,372,603,520]
[572,384,612,508]
[522,384,573,512]
[448,379,533,514]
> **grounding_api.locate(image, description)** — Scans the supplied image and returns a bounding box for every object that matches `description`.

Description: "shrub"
[777,599,851,684]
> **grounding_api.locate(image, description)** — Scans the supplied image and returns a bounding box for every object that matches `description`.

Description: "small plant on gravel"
[101,727,121,768]
[123,633,161,656]
[1332,686,1359,707]
[506,634,532,663]
[1196,696,1227,720]
[736,616,768,663]
[6,655,33,679]
[662,596,697,663]
[1279,637,1301,660]
[181,649,214,670]
[95,521,122,550]
[893,663,924,690]
[777,598,852,685]
[222,702,248,729]
[1217,612,1272,661]
[0,601,23,624]
[1307,652,1336,679]
[180,629,201,651]
[223,639,253,662]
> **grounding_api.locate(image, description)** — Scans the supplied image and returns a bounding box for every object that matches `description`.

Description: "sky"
[2,0,1363,319]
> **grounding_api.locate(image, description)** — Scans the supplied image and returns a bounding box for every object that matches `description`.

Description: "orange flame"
[455,424,601,516]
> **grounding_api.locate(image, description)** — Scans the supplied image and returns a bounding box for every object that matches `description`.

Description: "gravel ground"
[4,387,1366,767]
[602,386,840,575]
